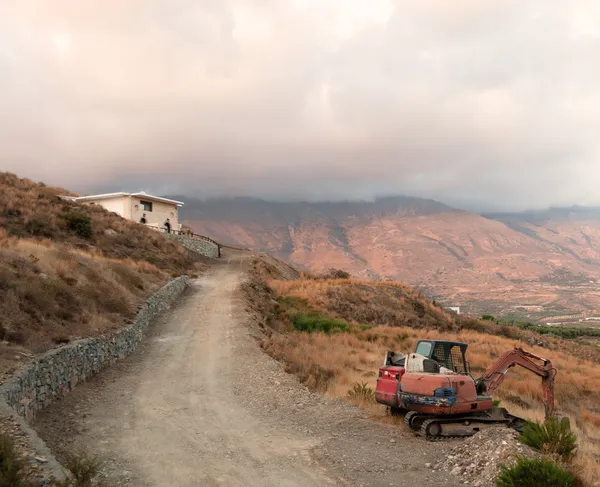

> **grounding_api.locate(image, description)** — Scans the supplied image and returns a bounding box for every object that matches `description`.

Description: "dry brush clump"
[257,273,600,485]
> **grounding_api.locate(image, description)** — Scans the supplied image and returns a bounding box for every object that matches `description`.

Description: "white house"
[74,192,184,231]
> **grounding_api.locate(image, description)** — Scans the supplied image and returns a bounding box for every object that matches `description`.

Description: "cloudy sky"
[1,1,600,210]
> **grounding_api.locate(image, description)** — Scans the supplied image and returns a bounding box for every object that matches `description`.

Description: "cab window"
[415,341,432,357]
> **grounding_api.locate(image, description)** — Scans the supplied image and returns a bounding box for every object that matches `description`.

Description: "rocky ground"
[435,427,539,487]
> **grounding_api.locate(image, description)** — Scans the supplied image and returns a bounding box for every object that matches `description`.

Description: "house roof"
[74,191,184,207]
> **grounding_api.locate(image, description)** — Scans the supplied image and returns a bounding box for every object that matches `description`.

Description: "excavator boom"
[476,348,556,418]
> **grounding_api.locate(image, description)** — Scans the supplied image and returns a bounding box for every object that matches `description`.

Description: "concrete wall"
[87,196,127,218]
[166,234,220,259]
[128,197,180,230]
[0,276,189,422]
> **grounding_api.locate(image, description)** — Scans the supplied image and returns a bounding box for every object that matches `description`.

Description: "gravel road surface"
[34,258,463,487]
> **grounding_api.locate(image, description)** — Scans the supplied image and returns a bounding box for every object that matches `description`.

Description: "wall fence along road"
[0,276,190,480]
[165,231,221,258]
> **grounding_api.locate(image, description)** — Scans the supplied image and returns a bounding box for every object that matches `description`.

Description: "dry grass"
[270,278,454,330]
[0,172,197,274]
[255,269,600,485]
[0,231,167,351]
[0,173,204,372]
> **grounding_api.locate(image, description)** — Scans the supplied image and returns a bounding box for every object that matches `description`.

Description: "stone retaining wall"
[167,234,220,258]
[0,276,189,422]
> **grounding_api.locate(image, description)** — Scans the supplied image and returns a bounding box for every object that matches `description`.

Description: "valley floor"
[33,253,462,487]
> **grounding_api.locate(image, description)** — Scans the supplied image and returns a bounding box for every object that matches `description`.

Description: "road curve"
[34,258,461,487]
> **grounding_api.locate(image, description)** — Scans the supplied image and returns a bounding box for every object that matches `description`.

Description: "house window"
[140,200,153,212]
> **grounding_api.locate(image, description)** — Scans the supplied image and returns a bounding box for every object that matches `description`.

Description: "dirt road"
[35,259,462,487]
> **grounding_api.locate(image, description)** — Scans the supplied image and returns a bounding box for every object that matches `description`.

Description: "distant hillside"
[179,195,600,323]
[0,172,200,368]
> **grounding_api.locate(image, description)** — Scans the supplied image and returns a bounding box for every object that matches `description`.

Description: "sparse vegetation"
[57,452,103,487]
[275,296,350,334]
[0,434,33,487]
[268,278,455,331]
[347,382,375,405]
[0,172,196,272]
[323,268,351,279]
[0,172,204,363]
[247,258,600,485]
[519,417,578,460]
[496,457,574,487]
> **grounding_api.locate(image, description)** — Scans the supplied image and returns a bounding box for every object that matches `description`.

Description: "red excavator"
[375,339,557,438]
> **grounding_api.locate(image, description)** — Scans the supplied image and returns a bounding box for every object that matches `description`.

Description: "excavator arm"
[475,348,557,418]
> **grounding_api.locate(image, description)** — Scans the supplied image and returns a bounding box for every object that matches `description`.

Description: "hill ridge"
[180,195,600,323]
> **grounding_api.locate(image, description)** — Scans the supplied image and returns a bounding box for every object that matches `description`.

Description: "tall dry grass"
[0,227,175,355]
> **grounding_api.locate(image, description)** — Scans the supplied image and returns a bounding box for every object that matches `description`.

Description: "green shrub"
[482,314,496,321]
[291,312,349,334]
[519,416,577,459]
[347,382,375,403]
[496,457,574,487]
[65,212,93,239]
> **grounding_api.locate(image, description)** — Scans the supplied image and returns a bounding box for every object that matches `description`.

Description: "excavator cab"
[413,340,469,375]
[376,340,470,411]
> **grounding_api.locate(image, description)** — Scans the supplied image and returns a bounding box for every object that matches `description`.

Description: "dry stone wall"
[0,276,189,422]
[167,234,220,258]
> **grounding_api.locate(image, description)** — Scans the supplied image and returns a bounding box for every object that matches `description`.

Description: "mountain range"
[174,195,600,324]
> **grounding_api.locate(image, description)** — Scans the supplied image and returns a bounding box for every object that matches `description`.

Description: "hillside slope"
[0,173,201,371]
[181,197,600,322]
[245,257,600,485]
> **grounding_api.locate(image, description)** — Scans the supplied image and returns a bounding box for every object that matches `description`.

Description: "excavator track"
[404,411,419,429]
[416,408,526,440]
[404,411,431,431]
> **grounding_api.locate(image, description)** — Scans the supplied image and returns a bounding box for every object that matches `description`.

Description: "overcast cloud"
[1,0,600,210]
